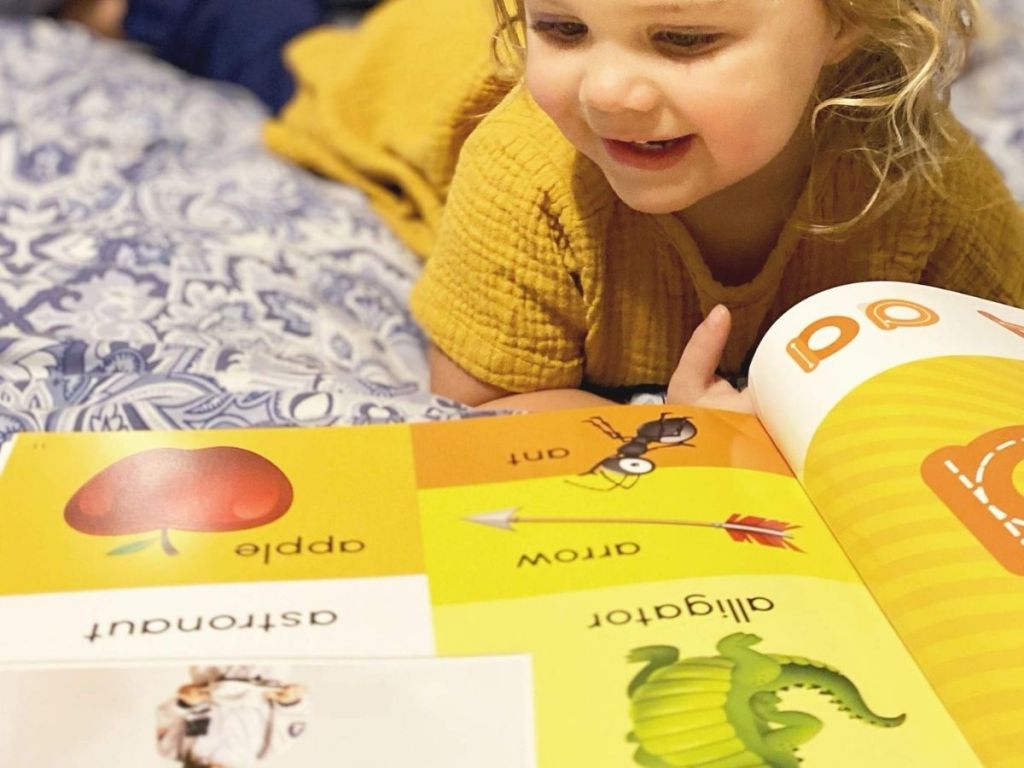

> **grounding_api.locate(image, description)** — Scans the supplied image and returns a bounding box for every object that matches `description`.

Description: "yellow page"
[0,426,436,662]
[410,405,978,768]
[0,400,987,766]
[749,282,1024,765]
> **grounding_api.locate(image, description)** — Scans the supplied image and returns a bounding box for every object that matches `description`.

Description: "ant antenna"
[584,416,625,441]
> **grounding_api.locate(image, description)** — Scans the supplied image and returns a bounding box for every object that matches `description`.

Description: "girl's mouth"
[602,136,694,171]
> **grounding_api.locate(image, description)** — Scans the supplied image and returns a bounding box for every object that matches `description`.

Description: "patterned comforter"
[0,18,468,448]
[0,9,1021,447]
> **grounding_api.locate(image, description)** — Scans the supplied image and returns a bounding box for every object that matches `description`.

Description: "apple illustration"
[64,446,293,556]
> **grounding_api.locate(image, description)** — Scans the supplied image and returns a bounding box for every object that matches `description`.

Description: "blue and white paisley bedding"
[953,0,1024,197]
[0,19,469,448]
[0,10,1021,448]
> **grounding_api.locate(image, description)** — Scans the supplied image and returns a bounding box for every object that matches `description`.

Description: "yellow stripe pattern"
[803,356,1024,766]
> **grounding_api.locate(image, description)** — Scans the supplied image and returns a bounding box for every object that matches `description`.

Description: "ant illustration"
[569,413,698,490]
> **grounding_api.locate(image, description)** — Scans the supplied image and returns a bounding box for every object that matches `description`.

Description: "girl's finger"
[670,304,731,398]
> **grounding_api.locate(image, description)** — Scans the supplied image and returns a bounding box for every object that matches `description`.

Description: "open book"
[0,281,1021,767]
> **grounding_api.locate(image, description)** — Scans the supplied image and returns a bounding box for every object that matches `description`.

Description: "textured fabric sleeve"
[921,141,1024,309]
[410,105,588,393]
[264,0,507,257]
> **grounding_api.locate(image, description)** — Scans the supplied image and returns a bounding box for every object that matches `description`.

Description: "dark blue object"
[124,0,334,112]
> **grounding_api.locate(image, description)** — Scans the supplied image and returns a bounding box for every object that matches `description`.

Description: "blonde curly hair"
[490,0,981,235]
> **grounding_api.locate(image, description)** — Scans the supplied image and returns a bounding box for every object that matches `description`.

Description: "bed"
[0,3,1021,448]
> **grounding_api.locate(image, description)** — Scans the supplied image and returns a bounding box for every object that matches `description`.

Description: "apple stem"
[160,528,179,556]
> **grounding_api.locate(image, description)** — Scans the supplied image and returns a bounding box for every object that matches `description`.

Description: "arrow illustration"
[465,508,801,551]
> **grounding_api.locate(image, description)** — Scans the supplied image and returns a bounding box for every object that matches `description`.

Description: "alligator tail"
[772,660,906,728]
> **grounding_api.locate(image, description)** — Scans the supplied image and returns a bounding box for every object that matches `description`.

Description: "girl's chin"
[609,186,704,215]
[592,163,710,215]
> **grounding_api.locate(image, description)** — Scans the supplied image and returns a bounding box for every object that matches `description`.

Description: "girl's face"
[523,0,851,214]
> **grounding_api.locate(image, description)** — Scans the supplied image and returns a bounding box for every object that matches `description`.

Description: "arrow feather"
[723,514,802,551]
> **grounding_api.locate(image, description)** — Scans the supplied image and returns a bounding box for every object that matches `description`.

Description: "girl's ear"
[826,21,866,65]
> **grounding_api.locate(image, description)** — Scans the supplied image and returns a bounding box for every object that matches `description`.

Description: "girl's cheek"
[525,66,559,118]
[526,56,579,124]
[694,101,784,166]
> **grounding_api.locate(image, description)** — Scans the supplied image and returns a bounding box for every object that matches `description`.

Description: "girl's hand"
[667,305,755,414]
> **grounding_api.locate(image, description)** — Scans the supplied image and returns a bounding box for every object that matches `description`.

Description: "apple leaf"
[107,537,159,556]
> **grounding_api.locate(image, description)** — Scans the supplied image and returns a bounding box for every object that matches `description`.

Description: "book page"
[0,425,536,767]
[0,406,981,766]
[748,281,1024,765]
[0,426,436,662]
[0,657,536,767]
[409,406,977,767]
[749,281,1024,476]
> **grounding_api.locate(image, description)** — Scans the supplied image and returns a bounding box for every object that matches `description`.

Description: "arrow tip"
[465,508,519,531]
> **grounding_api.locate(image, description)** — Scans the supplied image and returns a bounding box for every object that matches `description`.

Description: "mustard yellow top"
[266,0,1024,393]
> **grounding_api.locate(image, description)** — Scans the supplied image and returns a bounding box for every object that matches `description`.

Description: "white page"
[0,576,435,664]
[749,282,1024,477]
[0,656,536,768]
[0,435,13,478]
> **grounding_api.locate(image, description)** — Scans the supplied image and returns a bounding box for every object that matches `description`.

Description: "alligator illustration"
[626,632,906,767]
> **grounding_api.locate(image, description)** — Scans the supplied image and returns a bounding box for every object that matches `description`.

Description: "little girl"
[65,0,1024,412]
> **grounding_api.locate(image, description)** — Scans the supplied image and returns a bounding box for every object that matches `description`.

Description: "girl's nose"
[579,59,660,114]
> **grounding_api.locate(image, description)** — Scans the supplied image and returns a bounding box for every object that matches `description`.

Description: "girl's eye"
[530,19,588,43]
[653,30,721,54]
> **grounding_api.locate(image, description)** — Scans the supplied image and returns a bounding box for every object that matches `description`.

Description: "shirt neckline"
[651,179,813,312]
